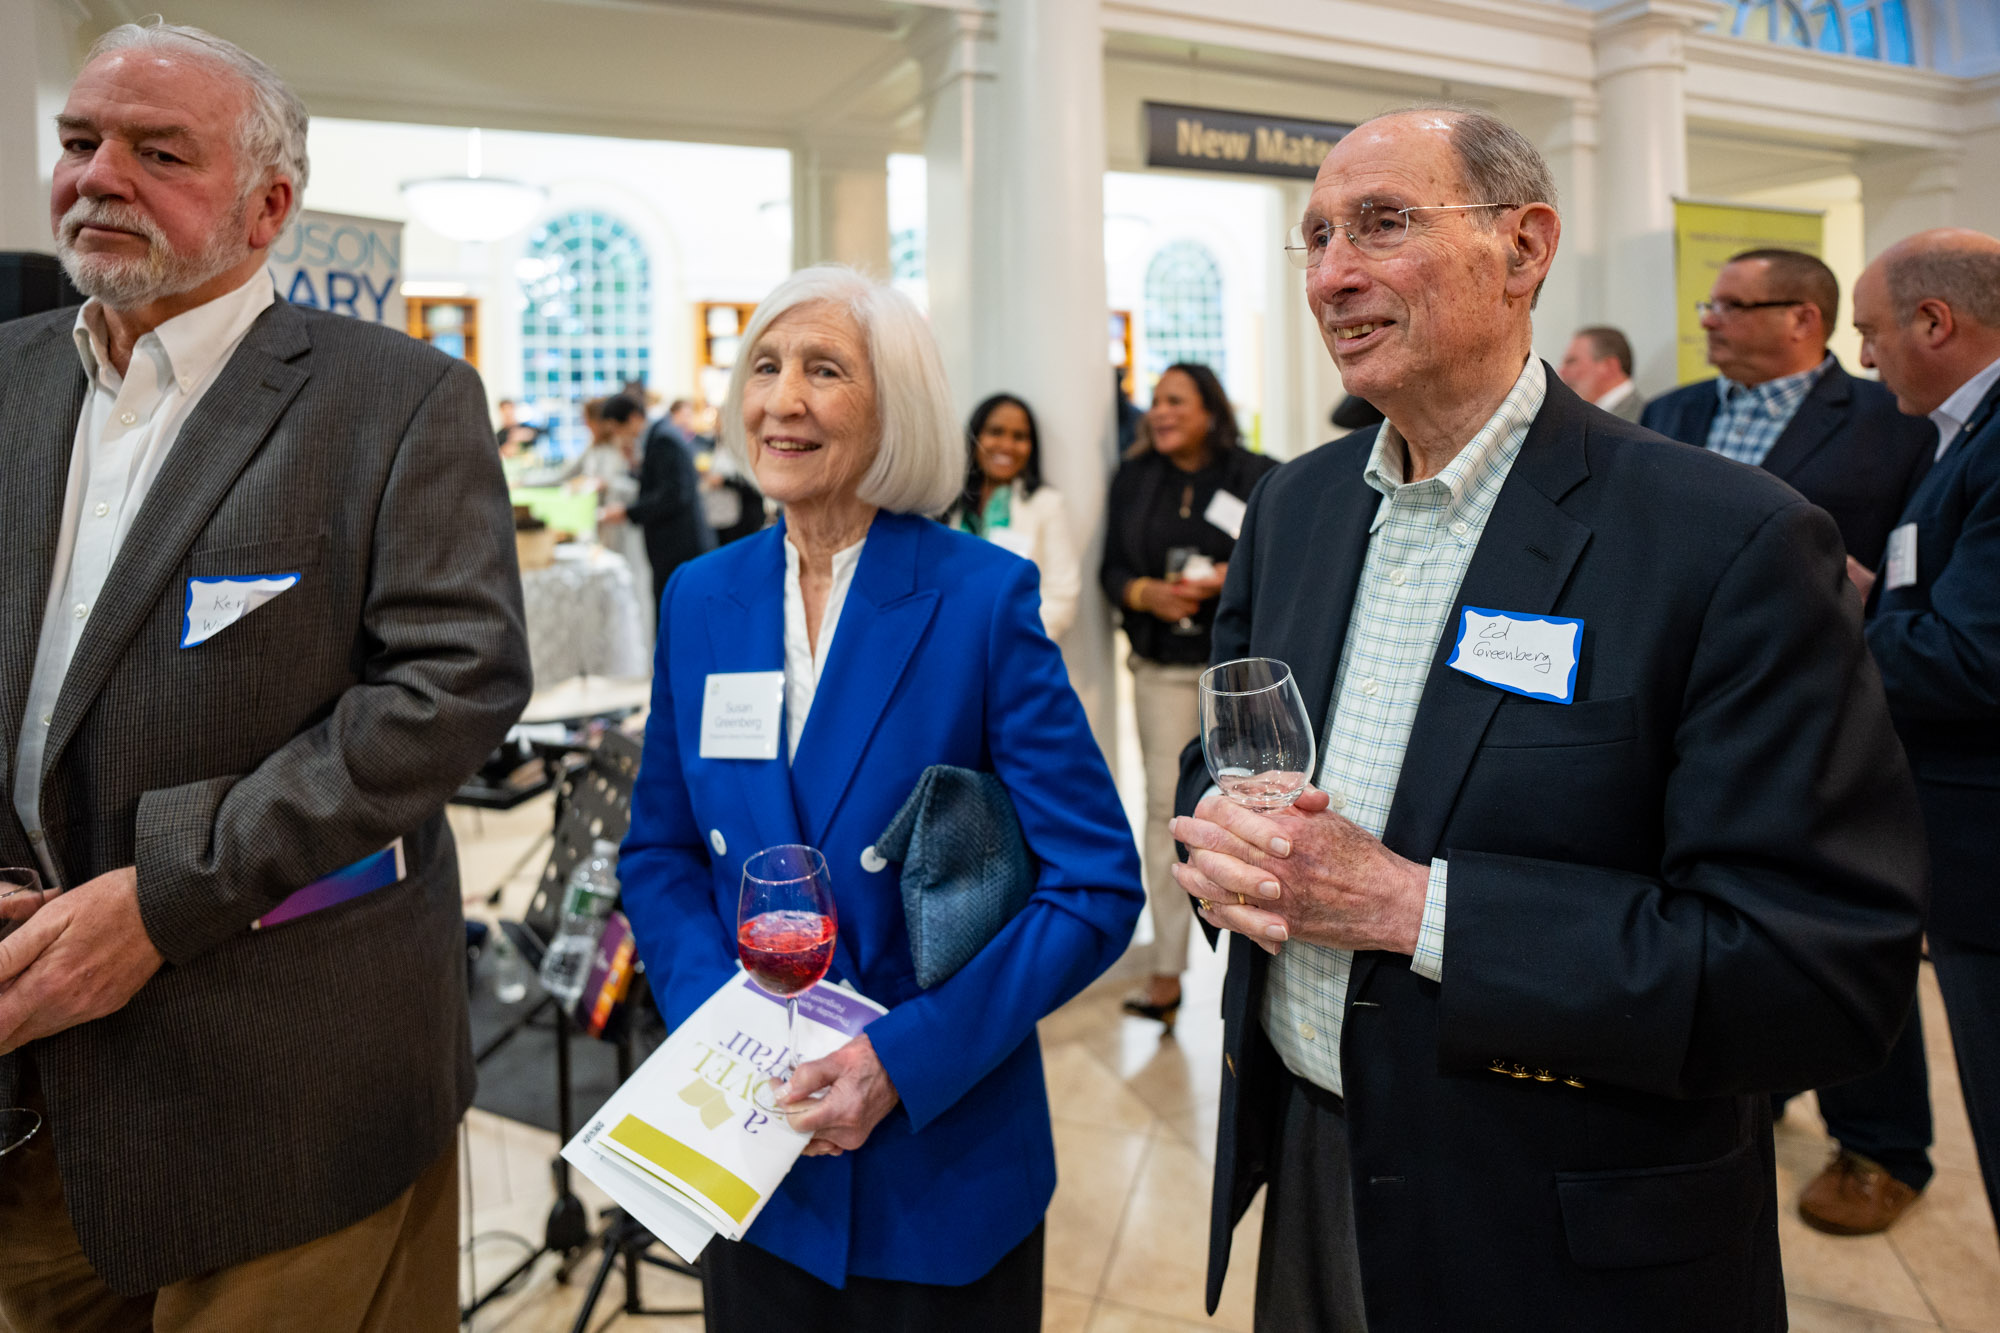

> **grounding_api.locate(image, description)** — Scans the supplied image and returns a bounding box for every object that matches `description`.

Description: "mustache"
[59,198,166,249]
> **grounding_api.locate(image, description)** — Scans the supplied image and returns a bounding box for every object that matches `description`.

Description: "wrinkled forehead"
[1307,114,1465,215]
[64,50,247,146]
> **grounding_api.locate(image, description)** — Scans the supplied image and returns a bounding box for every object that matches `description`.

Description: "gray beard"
[56,199,248,310]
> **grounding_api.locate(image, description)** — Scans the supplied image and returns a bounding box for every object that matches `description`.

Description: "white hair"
[85,21,310,224]
[721,266,963,518]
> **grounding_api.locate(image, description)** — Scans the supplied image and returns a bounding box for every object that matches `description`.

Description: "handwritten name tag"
[1445,606,1583,705]
[699,671,785,760]
[1884,522,1917,591]
[180,573,301,648]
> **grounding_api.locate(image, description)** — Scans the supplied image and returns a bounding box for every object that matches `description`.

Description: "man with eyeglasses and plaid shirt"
[1643,249,1935,574]
[1170,109,1924,1333]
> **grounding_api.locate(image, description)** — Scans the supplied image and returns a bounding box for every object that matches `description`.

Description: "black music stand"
[460,730,701,1328]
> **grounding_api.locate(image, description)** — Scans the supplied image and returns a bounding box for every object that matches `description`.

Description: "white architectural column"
[790,140,892,277]
[0,0,81,254]
[1592,1,1716,392]
[1854,150,1960,259]
[915,0,1118,759]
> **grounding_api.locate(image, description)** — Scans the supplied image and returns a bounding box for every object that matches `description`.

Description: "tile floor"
[448,793,1999,1333]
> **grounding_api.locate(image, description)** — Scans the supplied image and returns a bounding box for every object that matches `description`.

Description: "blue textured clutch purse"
[875,765,1036,988]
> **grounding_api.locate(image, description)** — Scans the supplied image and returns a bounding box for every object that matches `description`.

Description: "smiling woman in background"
[949,393,1081,639]
[1101,362,1275,1030]
[617,266,1142,1332]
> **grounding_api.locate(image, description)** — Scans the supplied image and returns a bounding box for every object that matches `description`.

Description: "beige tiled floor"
[450,796,2000,1332]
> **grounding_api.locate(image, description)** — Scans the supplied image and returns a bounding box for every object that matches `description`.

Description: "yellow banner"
[1673,201,1825,385]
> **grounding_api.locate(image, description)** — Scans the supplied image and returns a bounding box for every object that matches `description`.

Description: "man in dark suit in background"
[0,23,530,1330]
[1171,106,1924,1332]
[630,395,716,593]
[1643,248,1934,571]
[1557,324,1645,421]
[1847,227,2000,1240]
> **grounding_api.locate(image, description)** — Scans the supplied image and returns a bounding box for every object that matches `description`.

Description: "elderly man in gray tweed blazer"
[0,22,530,1331]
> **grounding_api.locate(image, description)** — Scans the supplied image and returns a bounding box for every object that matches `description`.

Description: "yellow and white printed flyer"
[560,970,886,1262]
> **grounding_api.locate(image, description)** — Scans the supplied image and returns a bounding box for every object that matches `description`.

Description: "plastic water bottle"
[539,839,621,1009]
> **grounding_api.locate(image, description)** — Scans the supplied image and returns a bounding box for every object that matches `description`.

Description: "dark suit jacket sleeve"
[1866,439,2000,719]
[626,428,692,529]
[867,559,1145,1130]
[130,360,534,963]
[1436,501,1924,1100]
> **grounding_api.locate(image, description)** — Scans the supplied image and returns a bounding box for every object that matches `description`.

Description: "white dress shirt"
[1594,380,1638,415]
[782,535,866,762]
[13,271,276,877]
[1929,353,2000,460]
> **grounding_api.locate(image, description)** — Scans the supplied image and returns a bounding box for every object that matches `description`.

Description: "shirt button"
[1450,520,1469,537]
[119,410,137,426]
[73,602,88,619]
[1359,677,1380,697]
[39,712,52,726]
[1298,1022,1319,1042]
[27,831,42,844]
[1325,790,1348,811]
[1387,569,1407,587]
[94,502,110,518]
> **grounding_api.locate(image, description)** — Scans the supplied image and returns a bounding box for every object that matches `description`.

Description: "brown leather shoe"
[1798,1150,1921,1235]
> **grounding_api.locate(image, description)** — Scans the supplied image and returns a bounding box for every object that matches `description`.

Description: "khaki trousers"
[1129,654,1205,978]
[0,1070,460,1333]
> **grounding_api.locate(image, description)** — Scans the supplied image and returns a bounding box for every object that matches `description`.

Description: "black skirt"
[700,1222,1044,1333]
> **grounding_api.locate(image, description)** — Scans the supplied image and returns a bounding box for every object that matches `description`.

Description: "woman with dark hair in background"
[1101,362,1276,1031]
[949,394,1081,639]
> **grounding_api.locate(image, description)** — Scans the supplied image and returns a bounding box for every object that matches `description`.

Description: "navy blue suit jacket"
[1180,370,1925,1331]
[1641,358,1935,567]
[1867,374,2000,948]
[619,511,1143,1287]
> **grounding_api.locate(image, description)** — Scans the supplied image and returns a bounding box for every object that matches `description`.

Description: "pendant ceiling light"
[401,129,547,243]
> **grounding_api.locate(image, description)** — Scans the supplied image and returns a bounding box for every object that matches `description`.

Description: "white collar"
[1593,379,1636,411]
[1929,354,2000,458]
[73,267,276,392]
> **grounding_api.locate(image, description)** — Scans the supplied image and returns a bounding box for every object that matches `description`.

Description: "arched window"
[518,210,651,456]
[1143,240,1226,386]
[1724,1,1916,64]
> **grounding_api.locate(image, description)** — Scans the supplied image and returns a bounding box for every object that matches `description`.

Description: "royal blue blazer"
[619,509,1143,1288]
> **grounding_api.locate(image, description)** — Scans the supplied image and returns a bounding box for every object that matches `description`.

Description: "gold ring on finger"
[1197,897,1213,913]
[1236,892,1246,906]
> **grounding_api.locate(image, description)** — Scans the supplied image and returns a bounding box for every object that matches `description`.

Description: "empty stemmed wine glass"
[736,845,838,1115]
[1,868,53,1167]
[1198,657,1317,811]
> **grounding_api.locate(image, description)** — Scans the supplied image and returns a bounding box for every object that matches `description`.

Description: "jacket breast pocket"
[187,532,327,580]
[1555,1137,1762,1268]
[1482,694,1636,748]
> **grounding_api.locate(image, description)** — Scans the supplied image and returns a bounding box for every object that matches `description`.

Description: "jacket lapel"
[41,303,311,785]
[1678,381,1720,447]
[789,512,939,850]
[701,528,805,859]
[1381,377,1594,863]
[1758,358,1849,481]
[0,323,87,836]
[1270,435,1380,735]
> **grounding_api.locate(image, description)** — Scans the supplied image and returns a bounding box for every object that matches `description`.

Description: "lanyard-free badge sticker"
[181,573,301,648]
[1445,606,1583,704]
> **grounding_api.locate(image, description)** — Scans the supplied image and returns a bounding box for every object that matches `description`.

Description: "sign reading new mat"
[1672,200,1824,386]
[1144,102,1353,181]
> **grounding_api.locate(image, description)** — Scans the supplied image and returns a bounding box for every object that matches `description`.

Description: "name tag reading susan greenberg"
[1445,607,1583,704]
[699,671,785,760]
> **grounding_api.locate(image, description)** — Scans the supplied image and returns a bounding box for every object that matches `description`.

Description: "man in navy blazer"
[1170,108,1925,1332]
[1848,228,2000,1238]
[1642,249,1934,571]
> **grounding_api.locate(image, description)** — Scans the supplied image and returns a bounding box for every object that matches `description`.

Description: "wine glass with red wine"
[1,869,52,1168]
[737,845,838,1115]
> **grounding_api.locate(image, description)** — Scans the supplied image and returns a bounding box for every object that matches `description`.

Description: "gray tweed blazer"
[0,298,531,1294]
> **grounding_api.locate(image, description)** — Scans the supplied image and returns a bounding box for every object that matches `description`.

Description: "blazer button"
[860,845,887,874]
[709,829,727,857]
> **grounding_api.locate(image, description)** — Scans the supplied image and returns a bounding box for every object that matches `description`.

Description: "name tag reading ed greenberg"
[699,671,785,760]
[1445,606,1583,705]
[180,573,301,648]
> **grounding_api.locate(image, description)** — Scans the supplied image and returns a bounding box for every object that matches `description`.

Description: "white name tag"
[180,573,301,648]
[1446,606,1583,704]
[1884,523,1918,591]
[1204,489,1247,541]
[699,670,785,760]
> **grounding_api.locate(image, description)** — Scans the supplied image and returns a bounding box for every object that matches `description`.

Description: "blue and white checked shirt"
[1704,355,1830,467]
[1262,357,1546,1096]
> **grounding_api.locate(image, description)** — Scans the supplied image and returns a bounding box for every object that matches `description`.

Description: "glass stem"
[783,996,800,1085]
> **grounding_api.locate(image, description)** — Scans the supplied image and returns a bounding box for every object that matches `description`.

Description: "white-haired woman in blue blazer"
[619,265,1143,1332]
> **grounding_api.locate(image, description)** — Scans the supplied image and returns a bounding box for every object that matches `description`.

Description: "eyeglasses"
[1696,298,1805,319]
[1284,202,1521,269]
